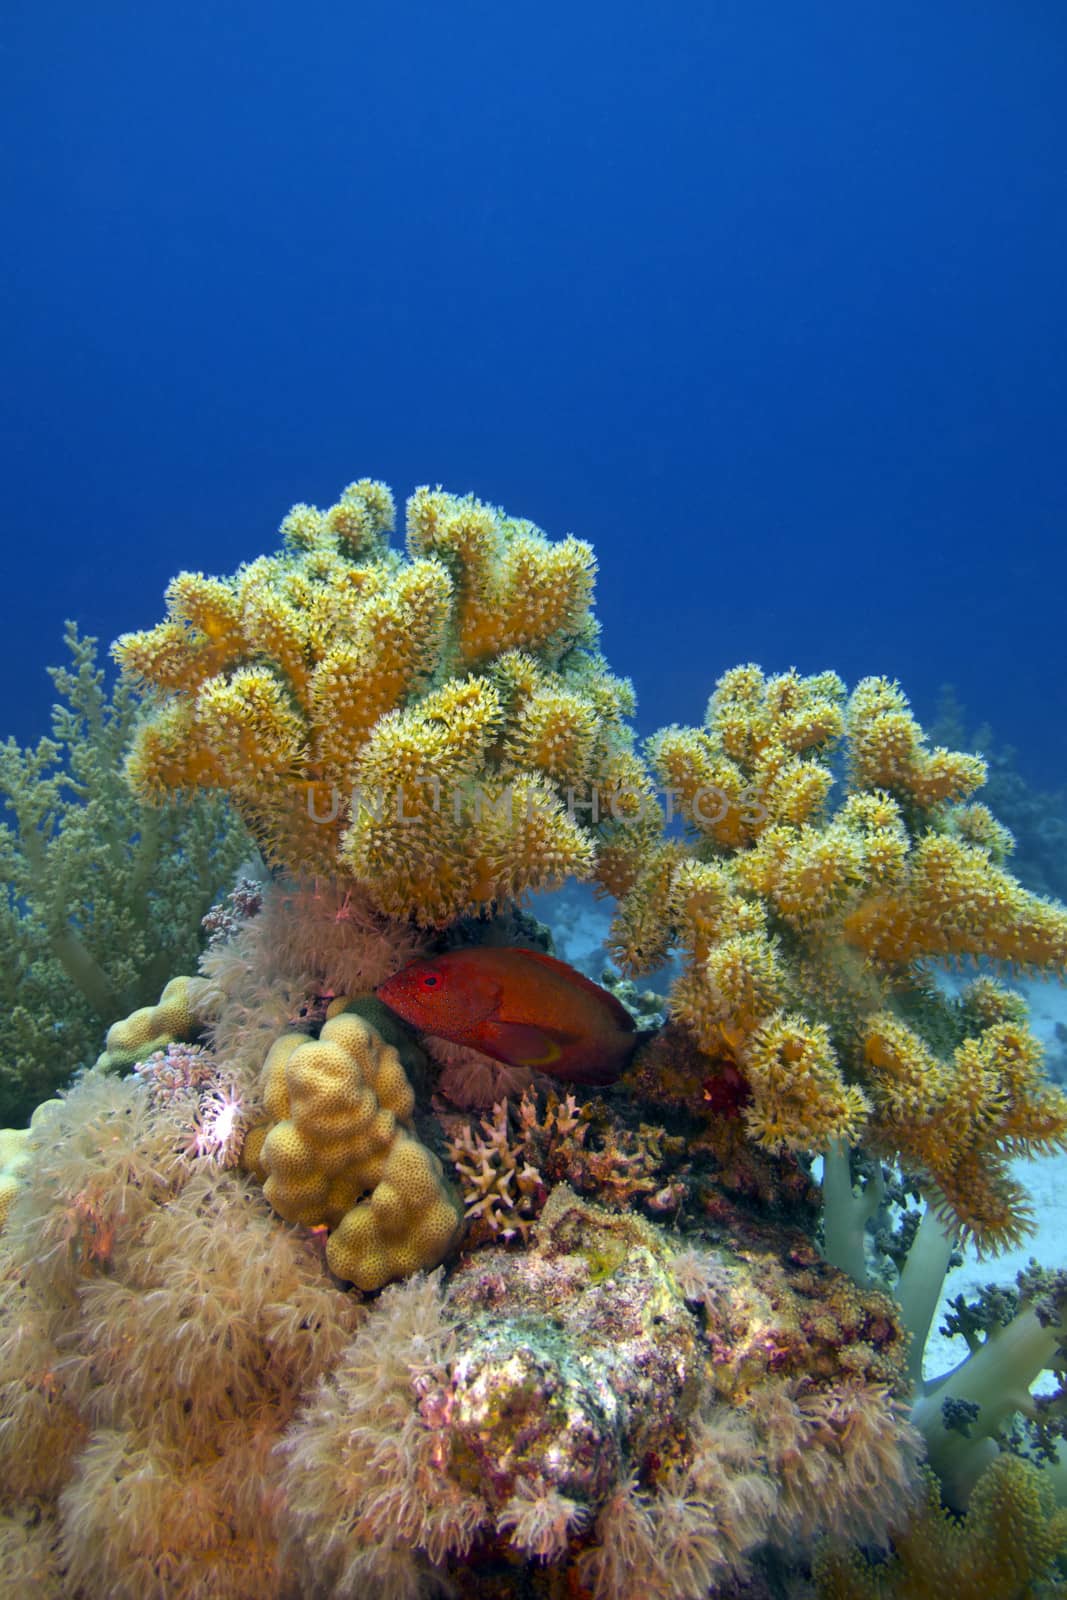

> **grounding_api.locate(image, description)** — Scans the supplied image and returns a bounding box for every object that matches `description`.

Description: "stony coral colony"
[0,478,1066,1598]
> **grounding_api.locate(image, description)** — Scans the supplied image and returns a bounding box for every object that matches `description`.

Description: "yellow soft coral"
[814,1455,1067,1599]
[252,1012,462,1291]
[845,833,1067,970]
[405,486,597,668]
[116,479,642,925]
[613,665,1067,1250]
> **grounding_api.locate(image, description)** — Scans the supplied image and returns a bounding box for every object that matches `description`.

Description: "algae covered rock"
[437,1184,703,1512]
[282,1182,920,1598]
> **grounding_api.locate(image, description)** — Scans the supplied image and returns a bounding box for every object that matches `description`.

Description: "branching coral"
[611,665,1067,1252]
[0,625,248,1122]
[444,1089,687,1245]
[114,481,644,925]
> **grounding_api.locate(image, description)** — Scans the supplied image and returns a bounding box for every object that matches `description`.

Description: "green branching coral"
[113,480,644,925]
[0,626,248,1123]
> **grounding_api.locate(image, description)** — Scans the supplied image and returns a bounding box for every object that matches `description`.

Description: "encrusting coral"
[114,481,644,925]
[279,1185,919,1600]
[0,625,247,1122]
[610,664,1067,1253]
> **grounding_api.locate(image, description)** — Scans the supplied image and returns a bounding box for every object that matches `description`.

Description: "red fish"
[377,946,643,1086]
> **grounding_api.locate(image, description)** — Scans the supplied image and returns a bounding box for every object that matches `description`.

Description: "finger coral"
[115,480,642,925]
[96,973,212,1072]
[250,1011,463,1291]
[612,665,1067,1250]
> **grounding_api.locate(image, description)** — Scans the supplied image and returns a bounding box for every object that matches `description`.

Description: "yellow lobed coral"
[0,1130,29,1230]
[115,480,641,925]
[0,1099,63,1232]
[249,1012,462,1292]
[612,666,1067,1250]
[95,975,211,1072]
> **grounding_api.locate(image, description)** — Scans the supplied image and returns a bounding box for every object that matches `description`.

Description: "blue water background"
[4,0,1065,786]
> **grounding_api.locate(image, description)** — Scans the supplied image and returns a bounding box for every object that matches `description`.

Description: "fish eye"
[422,974,438,988]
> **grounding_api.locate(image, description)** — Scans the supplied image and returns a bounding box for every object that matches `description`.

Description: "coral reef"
[0,625,248,1122]
[114,481,644,925]
[609,666,1067,1251]
[0,1062,918,1600]
[5,474,1067,1595]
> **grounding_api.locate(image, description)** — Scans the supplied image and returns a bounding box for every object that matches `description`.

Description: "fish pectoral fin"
[480,1020,576,1069]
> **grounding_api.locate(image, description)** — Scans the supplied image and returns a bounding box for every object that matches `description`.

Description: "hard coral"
[612,665,1067,1250]
[115,480,642,925]
[444,1089,687,1247]
[249,1011,463,1291]
[96,973,211,1072]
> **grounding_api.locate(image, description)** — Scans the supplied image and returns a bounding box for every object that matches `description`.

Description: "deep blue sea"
[4,0,1065,786]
